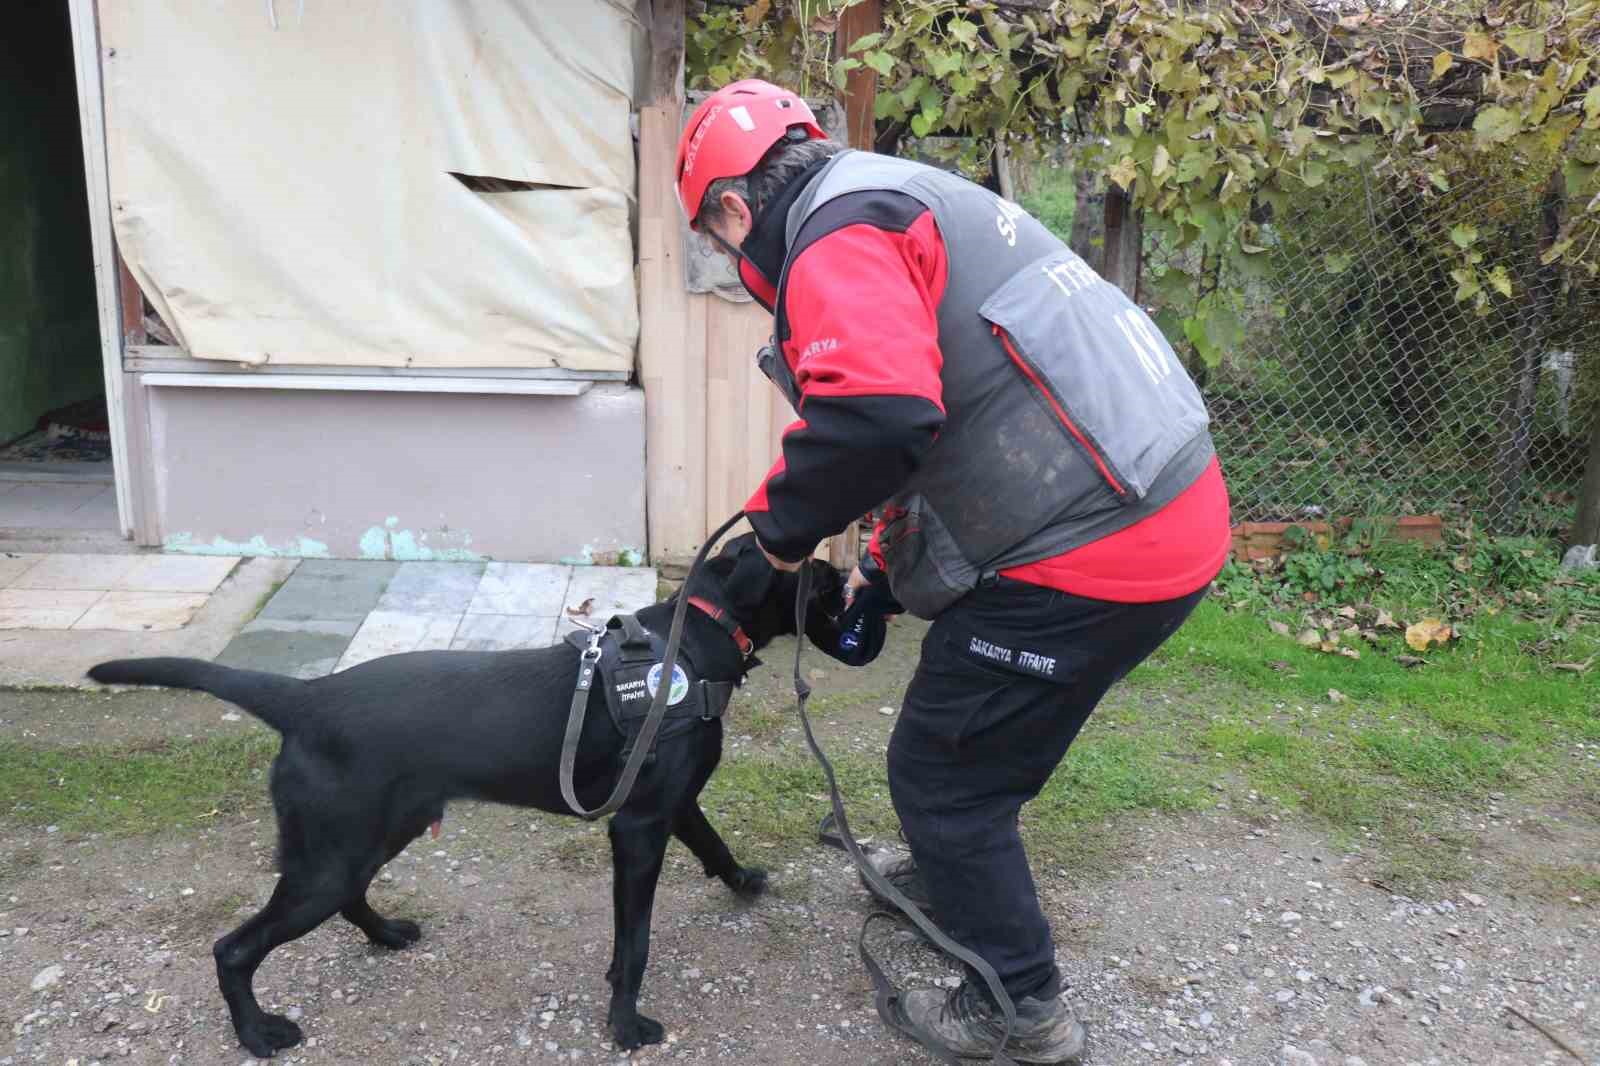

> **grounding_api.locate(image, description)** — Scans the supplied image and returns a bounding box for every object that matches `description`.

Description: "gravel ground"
[2,667,1596,1066]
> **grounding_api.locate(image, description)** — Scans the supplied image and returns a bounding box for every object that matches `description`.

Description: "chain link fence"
[1145,169,1599,535]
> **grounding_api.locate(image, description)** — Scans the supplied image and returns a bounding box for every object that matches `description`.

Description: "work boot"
[898,980,1087,1064]
[859,847,932,912]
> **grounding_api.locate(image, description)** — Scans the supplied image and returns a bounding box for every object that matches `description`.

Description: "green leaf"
[848,32,883,54]
[1324,252,1354,274]
[1473,106,1521,145]
[1585,84,1600,127]
[1182,314,1217,365]
[862,50,895,77]
[928,48,964,78]
[947,18,980,49]
[1429,171,1452,192]
[1152,307,1187,351]
[1503,27,1545,61]
[910,112,934,137]
[1300,160,1328,188]
[1487,265,1513,297]
[1431,51,1455,82]
[1541,237,1574,265]
[1450,223,1480,248]
[1176,147,1215,185]
[1152,144,1173,181]
[1450,267,1481,302]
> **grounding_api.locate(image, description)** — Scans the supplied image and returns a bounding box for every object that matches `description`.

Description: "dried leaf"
[1338,647,1361,660]
[566,597,596,618]
[1396,654,1427,667]
[1431,51,1455,82]
[1336,606,1358,620]
[1319,640,1338,653]
[1551,658,1593,674]
[1270,620,1293,637]
[1297,628,1322,647]
[1328,688,1348,703]
[1405,618,1454,652]
[1462,30,1498,62]
[1376,609,1399,629]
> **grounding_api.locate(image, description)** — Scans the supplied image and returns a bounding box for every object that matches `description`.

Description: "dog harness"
[563,613,737,758]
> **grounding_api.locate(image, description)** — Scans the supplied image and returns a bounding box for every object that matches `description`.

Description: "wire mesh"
[1148,171,1599,535]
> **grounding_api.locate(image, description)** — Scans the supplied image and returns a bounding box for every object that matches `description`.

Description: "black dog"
[89,536,845,1058]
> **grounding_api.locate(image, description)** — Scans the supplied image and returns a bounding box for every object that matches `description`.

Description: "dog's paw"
[724,865,769,898]
[238,1012,303,1057]
[610,1010,666,1050]
[367,917,422,949]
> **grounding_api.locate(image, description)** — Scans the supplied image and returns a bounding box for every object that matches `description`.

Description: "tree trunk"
[1488,170,1566,531]
[1068,148,1104,272]
[1101,183,1142,301]
[1571,414,1600,546]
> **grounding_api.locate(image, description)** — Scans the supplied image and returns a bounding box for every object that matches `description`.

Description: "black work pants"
[886,577,1207,1000]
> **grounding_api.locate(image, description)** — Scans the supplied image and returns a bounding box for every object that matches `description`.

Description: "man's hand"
[843,565,870,609]
[761,545,805,573]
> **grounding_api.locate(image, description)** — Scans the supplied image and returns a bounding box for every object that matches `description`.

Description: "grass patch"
[1119,596,1598,890]
[0,734,278,836]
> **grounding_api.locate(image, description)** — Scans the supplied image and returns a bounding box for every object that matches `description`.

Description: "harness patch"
[645,662,690,707]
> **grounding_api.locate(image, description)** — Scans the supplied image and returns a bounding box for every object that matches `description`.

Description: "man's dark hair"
[697,135,844,231]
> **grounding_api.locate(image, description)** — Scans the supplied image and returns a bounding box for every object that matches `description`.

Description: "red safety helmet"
[675,79,827,229]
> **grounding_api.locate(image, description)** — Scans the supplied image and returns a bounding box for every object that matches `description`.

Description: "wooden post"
[1573,416,1600,547]
[638,0,707,567]
[116,247,147,349]
[836,0,881,150]
[1101,184,1142,300]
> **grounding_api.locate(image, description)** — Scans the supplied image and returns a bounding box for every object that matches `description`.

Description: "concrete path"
[0,553,659,687]
[0,554,296,688]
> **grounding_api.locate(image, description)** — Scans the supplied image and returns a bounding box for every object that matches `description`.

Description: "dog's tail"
[87,657,304,734]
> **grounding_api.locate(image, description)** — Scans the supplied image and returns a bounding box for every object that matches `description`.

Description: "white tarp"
[102,1,644,370]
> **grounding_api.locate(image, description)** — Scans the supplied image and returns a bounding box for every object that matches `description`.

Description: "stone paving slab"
[451,613,560,652]
[467,562,569,617]
[336,610,463,671]
[74,591,210,633]
[0,588,104,630]
[564,566,660,619]
[213,561,659,679]
[216,618,362,680]
[376,562,486,614]
[258,559,398,622]
[0,553,41,587]
[10,553,145,591]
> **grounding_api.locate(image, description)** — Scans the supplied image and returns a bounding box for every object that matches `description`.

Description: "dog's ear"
[722,536,782,617]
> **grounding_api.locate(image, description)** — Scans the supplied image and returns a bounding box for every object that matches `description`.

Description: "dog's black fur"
[88,536,845,1058]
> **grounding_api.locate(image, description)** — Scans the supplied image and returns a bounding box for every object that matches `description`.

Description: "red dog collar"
[688,596,755,658]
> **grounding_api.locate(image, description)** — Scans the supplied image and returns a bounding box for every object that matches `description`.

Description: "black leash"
[789,562,1020,1065]
[559,510,748,820]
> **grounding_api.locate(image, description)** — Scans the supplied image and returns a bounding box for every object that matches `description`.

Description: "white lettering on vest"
[615,678,649,702]
[798,337,839,364]
[1041,256,1100,300]
[995,197,1026,248]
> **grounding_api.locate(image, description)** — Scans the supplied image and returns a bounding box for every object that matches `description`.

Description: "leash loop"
[790,563,1020,1065]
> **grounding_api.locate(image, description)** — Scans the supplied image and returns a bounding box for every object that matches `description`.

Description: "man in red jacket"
[676,80,1230,1063]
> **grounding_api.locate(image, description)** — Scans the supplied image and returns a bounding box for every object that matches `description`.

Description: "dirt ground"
[2,640,1597,1066]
